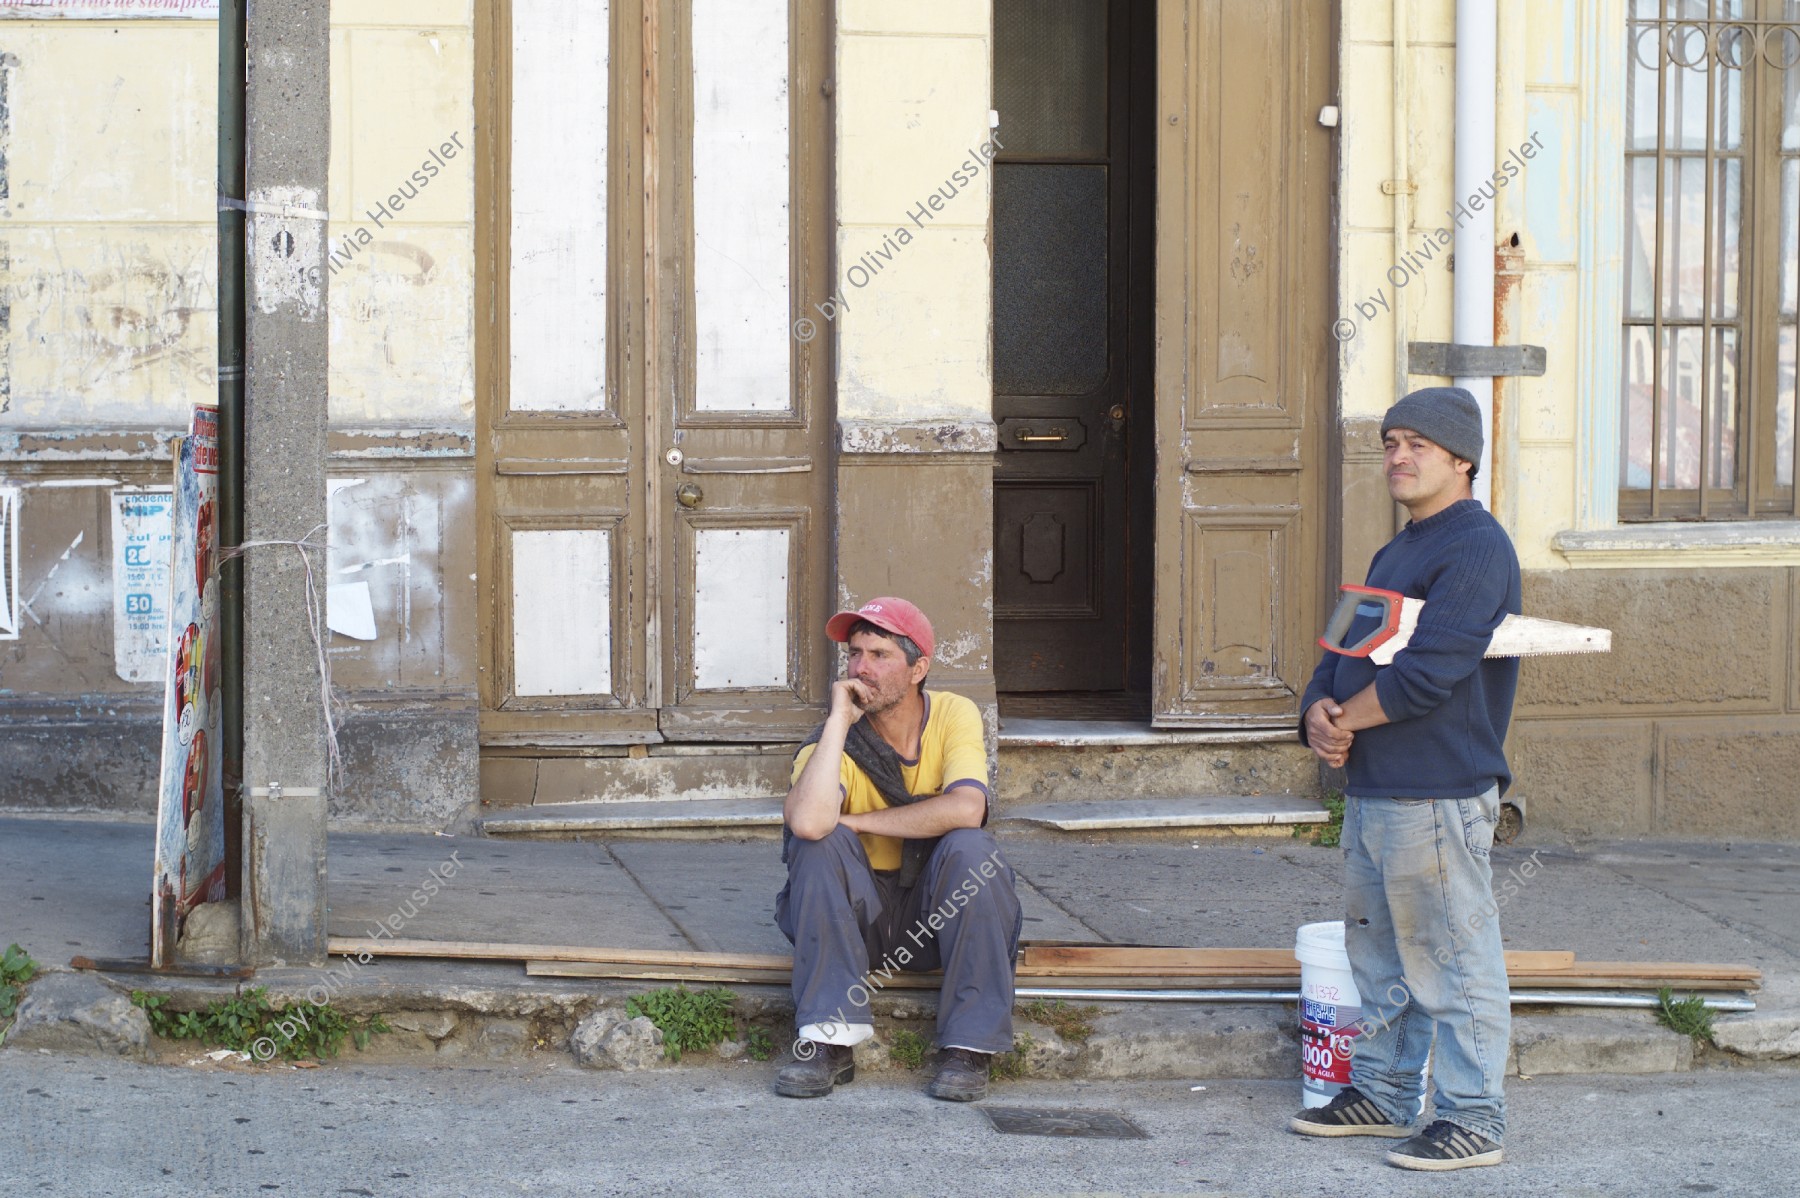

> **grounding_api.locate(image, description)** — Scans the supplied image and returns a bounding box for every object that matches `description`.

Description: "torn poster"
[111,487,174,682]
[151,405,225,967]
[0,486,17,639]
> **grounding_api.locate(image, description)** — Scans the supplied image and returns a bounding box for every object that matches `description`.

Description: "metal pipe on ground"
[1015,987,1756,1013]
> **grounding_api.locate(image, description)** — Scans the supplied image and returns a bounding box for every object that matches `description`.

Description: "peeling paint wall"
[0,1,478,825]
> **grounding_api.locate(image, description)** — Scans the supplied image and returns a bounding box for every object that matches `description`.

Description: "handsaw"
[1320,584,1611,666]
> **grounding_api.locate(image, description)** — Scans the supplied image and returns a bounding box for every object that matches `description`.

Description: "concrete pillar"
[239,0,330,967]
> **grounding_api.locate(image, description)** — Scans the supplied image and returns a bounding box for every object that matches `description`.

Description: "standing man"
[1289,387,1521,1171]
[775,597,1022,1102]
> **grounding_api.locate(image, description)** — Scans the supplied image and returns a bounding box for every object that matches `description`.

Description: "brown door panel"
[1151,0,1333,727]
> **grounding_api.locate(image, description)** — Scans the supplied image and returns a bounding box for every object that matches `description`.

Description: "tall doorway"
[992,0,1157,718]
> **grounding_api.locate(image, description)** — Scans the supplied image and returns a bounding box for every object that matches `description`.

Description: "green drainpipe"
[217,0,246,895]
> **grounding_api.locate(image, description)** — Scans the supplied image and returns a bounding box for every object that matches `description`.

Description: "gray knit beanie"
[1381,386,1484,464]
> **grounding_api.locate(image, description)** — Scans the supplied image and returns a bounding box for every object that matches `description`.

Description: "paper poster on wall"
[0,1,219,17]
[111,488,174,682]
[151,406,225,967]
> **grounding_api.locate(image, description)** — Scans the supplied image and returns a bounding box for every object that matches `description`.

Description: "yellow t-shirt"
[790,690,991,872]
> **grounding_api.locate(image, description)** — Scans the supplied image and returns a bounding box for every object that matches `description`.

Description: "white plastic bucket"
[1296,920,1362,1108]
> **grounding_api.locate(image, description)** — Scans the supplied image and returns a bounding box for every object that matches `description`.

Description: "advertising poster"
[111,488,174,682]
[151,406,225,966]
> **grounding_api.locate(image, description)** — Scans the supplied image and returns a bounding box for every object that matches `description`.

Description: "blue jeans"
[1343,788,1509,1143]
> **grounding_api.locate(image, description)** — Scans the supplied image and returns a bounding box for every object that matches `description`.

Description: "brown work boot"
[925,1047,992,1102]
[775,1041,855,1098]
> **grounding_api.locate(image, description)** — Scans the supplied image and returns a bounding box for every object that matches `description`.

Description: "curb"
[7,965,1771,1081]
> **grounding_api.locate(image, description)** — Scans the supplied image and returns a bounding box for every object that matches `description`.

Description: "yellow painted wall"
[326,0,473,426]
[834,0,993,423]
[1337,0,1584,571]
[0,0,473,434]
[0,19,217,426]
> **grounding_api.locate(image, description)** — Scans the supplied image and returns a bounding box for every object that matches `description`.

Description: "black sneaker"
[1386,1119,1503,1171]
[774,1041,855,1098]
[925,1048,992,1102]
[1289,1086,1413,1138]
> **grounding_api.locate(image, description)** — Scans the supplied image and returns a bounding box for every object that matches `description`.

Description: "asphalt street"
[2,1051,1790,1197]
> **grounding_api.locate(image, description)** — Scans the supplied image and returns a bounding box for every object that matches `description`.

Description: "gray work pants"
[776,824,1022,1054]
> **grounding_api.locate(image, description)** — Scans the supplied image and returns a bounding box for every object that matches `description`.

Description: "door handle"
[1016,427,1068,443]
[675,482,704,508]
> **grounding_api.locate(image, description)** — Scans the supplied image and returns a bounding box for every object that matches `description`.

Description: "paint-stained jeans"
[776,825,1022,1054]
[1343,787,1509,1143]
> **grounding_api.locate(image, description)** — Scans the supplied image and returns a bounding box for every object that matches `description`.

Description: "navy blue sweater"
[1300,499,1522,799]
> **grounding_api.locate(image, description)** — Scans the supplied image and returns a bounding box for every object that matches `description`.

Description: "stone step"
[996,720,1319,806]
[480,723,1318,811]
[480,797,785,836]
[1002,794,1325,831]
[480,793,1329,837]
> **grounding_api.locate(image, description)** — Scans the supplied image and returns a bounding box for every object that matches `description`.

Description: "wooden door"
[1151,0,1333,725]
[478,0,653,748]
[650,0,833,740]
[477,0,831,750]
[992,0,1144,695]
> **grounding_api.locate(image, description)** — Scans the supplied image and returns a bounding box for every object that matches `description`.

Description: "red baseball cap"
[825,596,935,660]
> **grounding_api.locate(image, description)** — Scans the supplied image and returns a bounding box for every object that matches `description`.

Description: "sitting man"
[775,596,1021,1101]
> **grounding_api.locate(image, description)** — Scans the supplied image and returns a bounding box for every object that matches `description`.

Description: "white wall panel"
[692,527,789,688]
[692,0,791,412]
[512,529,612,696]
[510,0,608,412]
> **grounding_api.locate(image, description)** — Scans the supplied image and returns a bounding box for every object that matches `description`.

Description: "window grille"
[1623,0,1799,519]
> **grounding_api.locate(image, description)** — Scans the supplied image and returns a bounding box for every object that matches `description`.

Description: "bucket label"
[1301,1001,1362,1093]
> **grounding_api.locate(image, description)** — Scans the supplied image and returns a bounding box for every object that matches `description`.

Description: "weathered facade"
[1,0,1796,839]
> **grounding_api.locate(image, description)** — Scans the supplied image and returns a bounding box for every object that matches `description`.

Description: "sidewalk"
[4,815,1797,1076]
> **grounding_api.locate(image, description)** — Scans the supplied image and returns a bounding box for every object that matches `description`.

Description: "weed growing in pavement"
[887,1027,932,1070]
[626,986,743,1061]
[131,986,389,1061]
[744,1027,775,1062]
[0,943,41,1045]
[990,1031,1036,1082]
[1293,790,1347,848]
[1017,999,1101,1044]
[1655,988,1717,1045]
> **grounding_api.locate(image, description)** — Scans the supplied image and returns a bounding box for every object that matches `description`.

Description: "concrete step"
[479,797,784,836]
[1002,794,1325,832]
[480,793,1329,837]
[996,719,1319,806]
[479,723,1317,812]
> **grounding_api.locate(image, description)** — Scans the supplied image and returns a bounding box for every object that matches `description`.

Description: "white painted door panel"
[691,0,791,412]
[691,527,790,689]
[510,0,608,413]
[510,528,612,697]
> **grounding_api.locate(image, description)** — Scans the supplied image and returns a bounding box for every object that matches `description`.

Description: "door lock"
[1108,403,1127,432]
[675,482,704,509]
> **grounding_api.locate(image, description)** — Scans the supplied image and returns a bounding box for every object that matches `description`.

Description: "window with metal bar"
[1623,0,1799,519]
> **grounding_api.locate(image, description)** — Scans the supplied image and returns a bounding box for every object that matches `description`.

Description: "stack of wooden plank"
[326,937,1761,993]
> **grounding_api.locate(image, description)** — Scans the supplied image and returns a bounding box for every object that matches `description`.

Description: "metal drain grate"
[980,1105,1150,1140]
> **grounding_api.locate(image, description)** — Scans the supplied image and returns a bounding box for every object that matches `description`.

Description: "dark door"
[993,0,1154,705]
